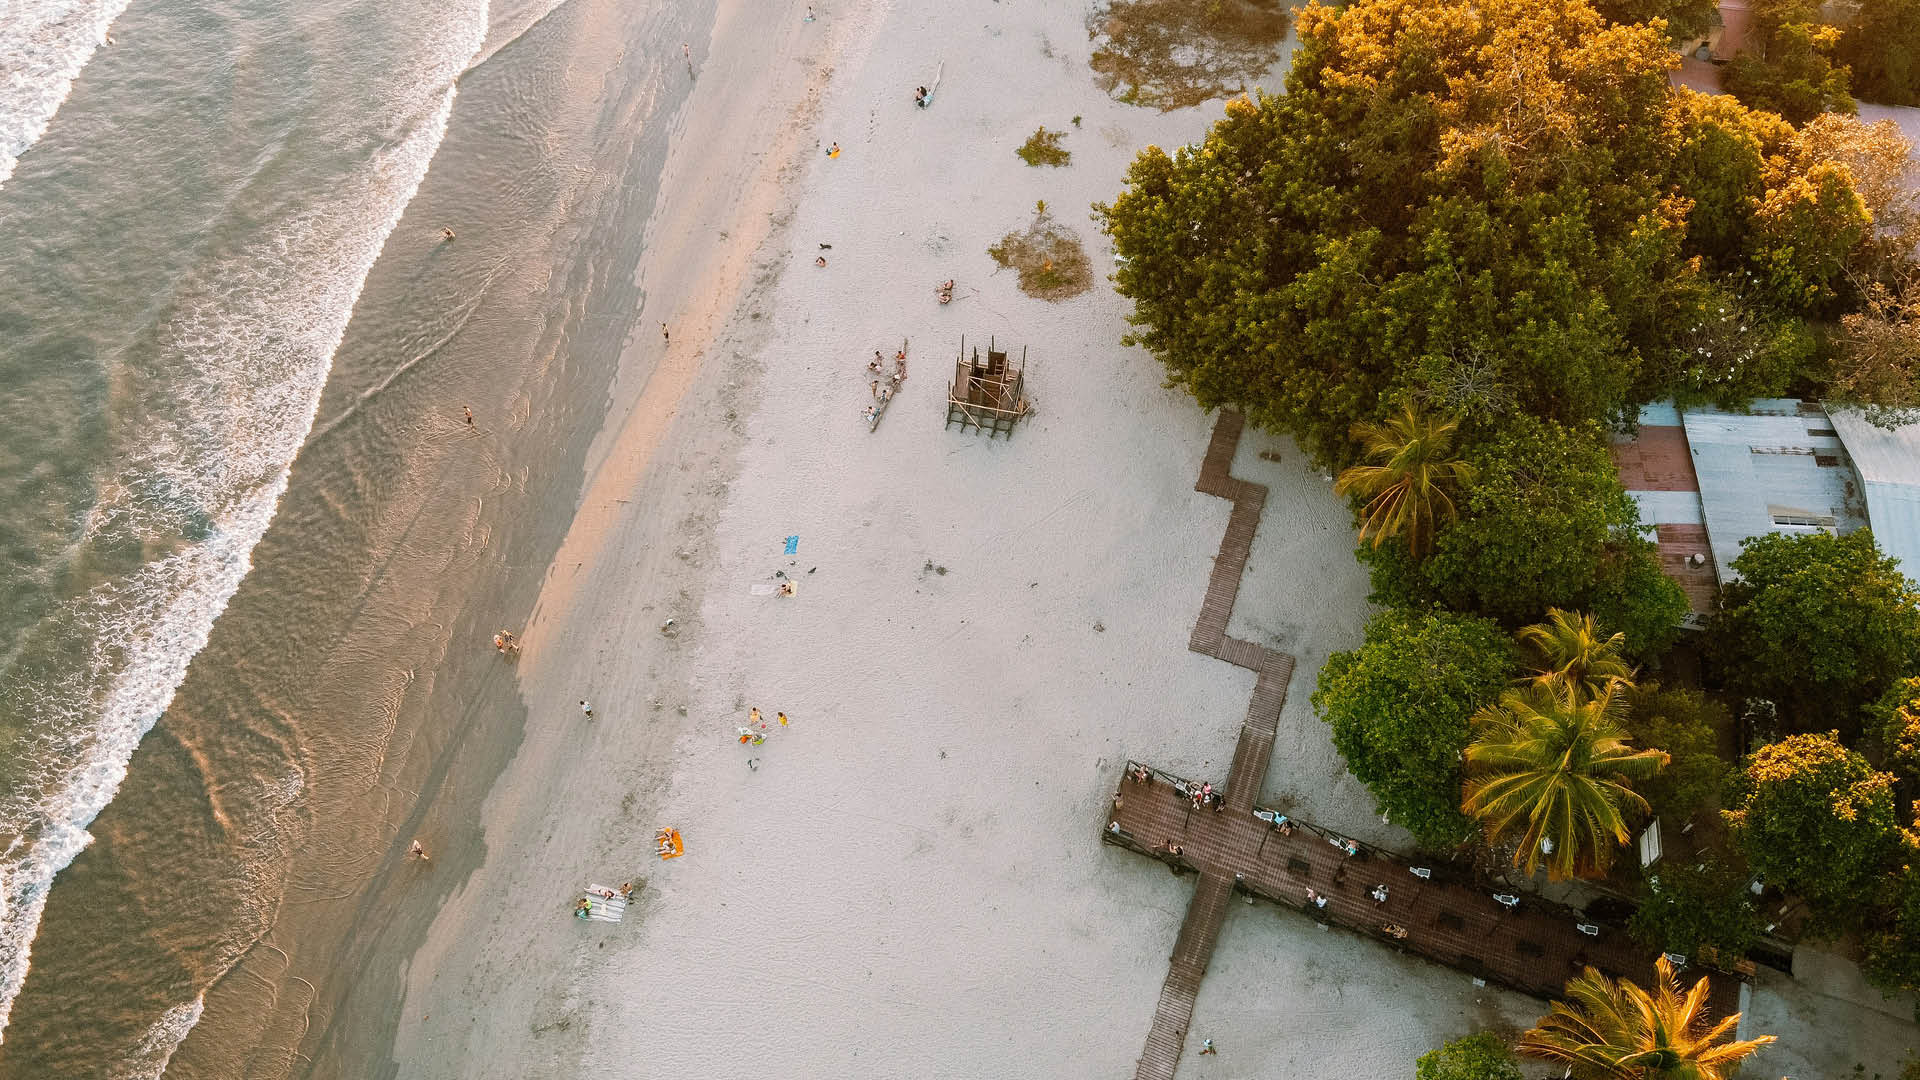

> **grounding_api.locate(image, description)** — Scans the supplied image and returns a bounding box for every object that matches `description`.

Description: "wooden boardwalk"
[1113,410,1741,1079]
[1129,410,1299,1080]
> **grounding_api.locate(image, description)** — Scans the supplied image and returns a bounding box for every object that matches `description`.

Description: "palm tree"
[1519,957,1774,1079]
[1463,683,1668,880]
[1333,405,1475,557]
[1517,608,1636,701]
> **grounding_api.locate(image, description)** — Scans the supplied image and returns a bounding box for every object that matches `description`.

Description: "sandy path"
[390,1,1552,1076]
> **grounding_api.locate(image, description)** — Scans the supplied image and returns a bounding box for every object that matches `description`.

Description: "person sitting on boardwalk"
[1369,884,1389,904]
[1382,923,1409,940]
[1276,816,1296,836]
[1305,888,1328,909]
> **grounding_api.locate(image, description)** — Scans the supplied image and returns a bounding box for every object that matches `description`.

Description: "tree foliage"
[1838,0,1920,107]
[1722,0,1855,126]
[1831,284,1920,426]
[1876,675,1920,783]
[1313,609,1515,849]
[1416,1032,1524,1080]
[1629,853,1762,963]
[1707,530,1920,734]
[1464,684,1669,879]
[1591,0,1719,41]
[1098,0,1895,463]
[1622,682,1734,825]
[1864,860,1920,1007]
[1518,608,1636,701]
[1723,732,1903,923]
[1366,417,1674,632]
[1521,958,1773,1079]
[1334,406,1474,556]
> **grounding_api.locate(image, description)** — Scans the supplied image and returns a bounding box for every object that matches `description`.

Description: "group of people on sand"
[737,706,791,770]
[574,881,638,919]
[861,347,908,424]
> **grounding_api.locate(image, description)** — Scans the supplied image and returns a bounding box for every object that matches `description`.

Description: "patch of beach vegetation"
[988,202,1092,301]
[1016,127,1072,167]
[1088,0,1291,110]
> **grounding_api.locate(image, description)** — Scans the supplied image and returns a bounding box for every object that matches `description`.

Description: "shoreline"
[376,1,1551,1076]
[381,0,885,1073]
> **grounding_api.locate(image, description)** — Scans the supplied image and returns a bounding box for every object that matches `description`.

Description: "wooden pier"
[1109,410,1743,1080]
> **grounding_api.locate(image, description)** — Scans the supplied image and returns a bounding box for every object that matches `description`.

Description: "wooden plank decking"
[1115,410,1743,1078]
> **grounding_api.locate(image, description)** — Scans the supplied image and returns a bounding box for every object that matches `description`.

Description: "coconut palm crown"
[1333,405,1475,557]
[1463,683,1668,879]
[1517,608,1637,701]
[1519,956,1775,1079]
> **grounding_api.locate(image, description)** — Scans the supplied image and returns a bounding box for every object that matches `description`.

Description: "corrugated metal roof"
[1827,408,1920,583]
[1682,404,1868,584]
[1630,489,1705,526]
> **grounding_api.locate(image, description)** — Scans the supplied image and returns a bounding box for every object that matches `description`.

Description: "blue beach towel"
[783,535,799,555]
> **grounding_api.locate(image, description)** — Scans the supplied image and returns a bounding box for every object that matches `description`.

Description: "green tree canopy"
[1416,1031,1524,1080]
[1623,682,1734,825]
[1864,858,1920,1007]
[1592,0,1719,41]
[1876,675,1920,783]
[1365,416,1681,633]
[1312,609,1515,848]
[1464,683,1669,879]
[1722,0,1855,126]
[1629,853,1763,963]
[1838,0,1920,106]
[1707,530,1920,734]
[1098,0,1887,464]
[1723,732,1903,922]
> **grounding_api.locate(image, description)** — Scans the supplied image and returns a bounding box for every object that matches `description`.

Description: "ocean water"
[0,0,693,1072]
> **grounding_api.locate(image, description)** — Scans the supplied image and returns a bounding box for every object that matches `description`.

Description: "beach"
[7,0,1914,1075]
[380,1,1550,1075]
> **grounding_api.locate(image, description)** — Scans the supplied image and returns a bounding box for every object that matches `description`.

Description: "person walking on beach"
[749,707,762,727]
[777,711,789,726]
[409,840,429,862]
[1198,1039,1216,1056]
[661,322,669,343]
[580,699,594,719]
[826,141,840,158]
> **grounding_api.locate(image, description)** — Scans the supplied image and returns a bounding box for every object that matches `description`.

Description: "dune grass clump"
[1017,127,1072,167]
[1088,0,1291,110]
[988,202,1093,301]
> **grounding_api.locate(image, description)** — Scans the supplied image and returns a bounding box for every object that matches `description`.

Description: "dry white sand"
[374,1,1897,1077]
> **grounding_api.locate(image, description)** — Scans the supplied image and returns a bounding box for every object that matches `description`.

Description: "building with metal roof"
[1683,400,1869,585]
[1827,409,1920,582]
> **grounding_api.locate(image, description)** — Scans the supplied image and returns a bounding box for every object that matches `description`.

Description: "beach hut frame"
[945,336,1031,438]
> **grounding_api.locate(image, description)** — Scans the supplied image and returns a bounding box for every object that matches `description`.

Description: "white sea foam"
[110,994,203,1080]
[0,0,134,192]
[0,0,490,1048]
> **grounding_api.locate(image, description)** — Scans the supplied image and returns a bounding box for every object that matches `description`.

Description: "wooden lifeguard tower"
[945,335,1032,437]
